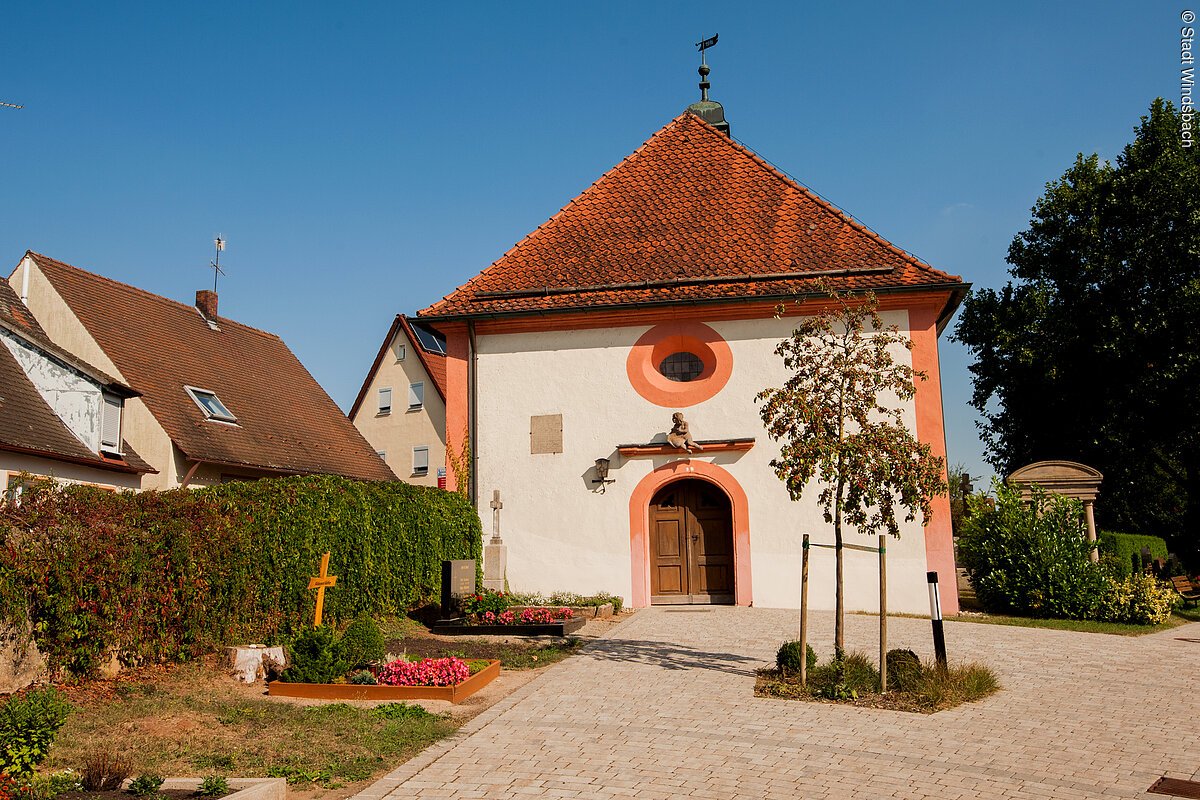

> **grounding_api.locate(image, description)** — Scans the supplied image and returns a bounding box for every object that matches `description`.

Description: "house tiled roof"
[27,252,395,481]
[348,315,447,420]
[421,112,964,319]
[401,316,447,399]
[0,279,152,474]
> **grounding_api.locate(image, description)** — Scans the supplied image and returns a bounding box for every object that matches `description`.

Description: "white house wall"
[0,453,141,493]
[0,329,103,452]
[473,311,936,614]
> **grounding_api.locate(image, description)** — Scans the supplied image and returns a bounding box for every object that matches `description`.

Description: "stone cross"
[490,490,503,544]
[306,551,338,627]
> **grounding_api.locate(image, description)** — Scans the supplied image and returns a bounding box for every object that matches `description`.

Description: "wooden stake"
[307,551,338,627]
[800,534,810,688]
[879,534,888,693]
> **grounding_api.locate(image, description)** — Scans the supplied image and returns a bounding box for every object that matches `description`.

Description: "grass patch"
[947,612,1186,636]
[1175,605,1200,622]
[756,651,999,713]
[853,609,1186,636]
[48,661,456,789]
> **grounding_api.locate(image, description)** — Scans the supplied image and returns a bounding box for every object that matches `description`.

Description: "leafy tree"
[954,99,1200,564]
[757,287,948,653]
[948,463,975,536]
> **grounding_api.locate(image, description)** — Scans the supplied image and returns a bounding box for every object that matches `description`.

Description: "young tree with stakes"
[757,286,947,654]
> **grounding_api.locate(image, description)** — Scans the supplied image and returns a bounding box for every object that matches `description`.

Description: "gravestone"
[483,490,508,591]
[441,559,477,618]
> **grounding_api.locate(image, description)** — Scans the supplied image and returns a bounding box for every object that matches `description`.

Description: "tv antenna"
[209,236,226,292]
[0,101,23,110]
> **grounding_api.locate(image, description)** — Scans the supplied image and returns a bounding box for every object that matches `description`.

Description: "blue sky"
[0,2,1181,483]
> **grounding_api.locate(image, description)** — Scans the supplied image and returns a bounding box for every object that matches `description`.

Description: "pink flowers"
[377,656,469,686]
[476,607,573,625]
[519,607,573,624]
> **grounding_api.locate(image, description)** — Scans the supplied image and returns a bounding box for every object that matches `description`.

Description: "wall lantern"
[592,457,616,491]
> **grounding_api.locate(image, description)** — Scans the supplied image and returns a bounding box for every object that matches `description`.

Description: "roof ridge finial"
[696,33,717,102]
[686,34,730,136]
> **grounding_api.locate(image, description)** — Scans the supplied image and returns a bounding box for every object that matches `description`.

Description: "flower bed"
[267,657,500,703]
[477,607,574,625]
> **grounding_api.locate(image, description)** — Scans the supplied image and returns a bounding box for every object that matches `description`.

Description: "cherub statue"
[667,412,703,453]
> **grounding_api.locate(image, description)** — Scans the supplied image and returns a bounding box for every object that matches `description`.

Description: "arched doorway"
[649,478,735,604]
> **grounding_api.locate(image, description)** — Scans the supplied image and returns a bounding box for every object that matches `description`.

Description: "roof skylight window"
[185,385,237,423]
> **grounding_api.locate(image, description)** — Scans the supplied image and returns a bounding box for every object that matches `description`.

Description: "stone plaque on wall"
[530,414,563,454]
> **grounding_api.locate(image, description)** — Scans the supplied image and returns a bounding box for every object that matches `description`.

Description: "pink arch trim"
[628,460,753,608]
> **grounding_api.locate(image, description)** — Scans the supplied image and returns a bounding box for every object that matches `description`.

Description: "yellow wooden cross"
[307,551,338,627]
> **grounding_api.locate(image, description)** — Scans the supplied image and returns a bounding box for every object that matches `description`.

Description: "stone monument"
[483,489,508,591]
[1008,460,1104,562]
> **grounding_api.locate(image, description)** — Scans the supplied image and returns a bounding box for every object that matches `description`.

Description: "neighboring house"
[350,315,447,487]
[7,252,395,489]
[0,277,152,492]
[416,92,968,612]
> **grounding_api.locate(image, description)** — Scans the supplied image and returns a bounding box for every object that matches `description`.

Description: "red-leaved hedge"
[0,475,481,678]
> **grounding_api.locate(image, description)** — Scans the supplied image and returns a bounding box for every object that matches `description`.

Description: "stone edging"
[128,778,286,800]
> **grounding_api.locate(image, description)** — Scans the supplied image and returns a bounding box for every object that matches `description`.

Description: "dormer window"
[100,392,123,454]
[185,385,237,423]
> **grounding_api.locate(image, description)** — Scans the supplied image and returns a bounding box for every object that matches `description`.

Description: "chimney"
[196,290,218,320]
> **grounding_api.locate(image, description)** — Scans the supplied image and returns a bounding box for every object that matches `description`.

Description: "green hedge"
[0,475,481,677]
[1097,531,1169,577]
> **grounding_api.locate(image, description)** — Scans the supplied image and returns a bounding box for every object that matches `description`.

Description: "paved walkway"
[358,608,1200,799]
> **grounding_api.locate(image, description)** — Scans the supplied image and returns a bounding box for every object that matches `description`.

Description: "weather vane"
[210,236,226,293]
[694,34,719,103]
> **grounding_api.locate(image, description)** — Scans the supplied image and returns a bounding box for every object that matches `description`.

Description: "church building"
[417,72,967,613]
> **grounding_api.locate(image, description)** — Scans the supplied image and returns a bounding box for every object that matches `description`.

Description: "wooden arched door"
[649,479,734,604]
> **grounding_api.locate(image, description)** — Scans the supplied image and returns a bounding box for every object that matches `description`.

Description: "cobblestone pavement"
[358,608,1200,799]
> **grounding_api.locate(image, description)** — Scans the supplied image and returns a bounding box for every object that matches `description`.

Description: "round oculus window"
[658,351,705,382]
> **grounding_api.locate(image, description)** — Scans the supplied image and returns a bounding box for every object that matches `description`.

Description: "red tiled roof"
[0,279,152,474]
[348,315,447,420]
[421,112,963,319]
[28,252,395,481]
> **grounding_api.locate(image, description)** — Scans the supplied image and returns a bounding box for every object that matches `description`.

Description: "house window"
[376,450,387,460]
[378,387,393,415]
[185,386,237,422]
[100,393,123,454]
[408,382,424,411]
[393,340,406,362]
[659,351,705,382]
[412,446,429,476]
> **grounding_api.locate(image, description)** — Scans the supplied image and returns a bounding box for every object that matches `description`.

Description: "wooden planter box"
[508,603,614,619]
[431,617,586,636]
[267,659,500,704]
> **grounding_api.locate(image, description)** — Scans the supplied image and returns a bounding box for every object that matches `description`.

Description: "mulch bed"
[754,671,933,713]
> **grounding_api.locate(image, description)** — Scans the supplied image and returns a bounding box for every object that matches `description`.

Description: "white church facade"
[417,105,967,614]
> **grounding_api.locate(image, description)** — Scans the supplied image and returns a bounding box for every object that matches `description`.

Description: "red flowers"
[377,656,469,687]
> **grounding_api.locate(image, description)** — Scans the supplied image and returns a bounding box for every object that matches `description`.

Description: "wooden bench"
[1170,575,1200,607]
